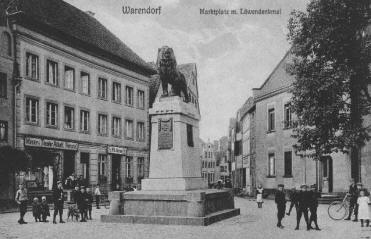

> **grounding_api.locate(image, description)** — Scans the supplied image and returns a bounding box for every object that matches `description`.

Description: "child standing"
[357,189,370,227]
[31,197,41,222]
[86,188,93,220]
[256,184,264,208]
[40,196,50,222]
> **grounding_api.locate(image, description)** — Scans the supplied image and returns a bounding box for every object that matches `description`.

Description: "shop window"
[112,82,121,103]
[80,72,90,95]
[64,66,75,90]
[98,77,108,99]
[46,60,58,86]
[137,157,144,181]
[187,124,194,147]
[98,154,107,184]
[112,116,121,137]
[0,72,6,98]
[1,32,11,56]
[137,90,145,109]
[125,86,133,106]
[46,102,58,127]
[80,152,89,182]
[125,156,133,178]
[25,97,39,124]
[0,121,7,141]
[268,153,275,177]
[136,122,145,141]
[26,53,39,80]
[80,110,90,133]
[97,114,108,136]
[64,106,74,130]
[284,151,292,177]
[125,119,134,139]
[268,108,275,132]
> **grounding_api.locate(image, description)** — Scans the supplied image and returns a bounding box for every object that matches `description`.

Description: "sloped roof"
[5,0,155,75]
[239,96,255,119]
[252,51,293,100]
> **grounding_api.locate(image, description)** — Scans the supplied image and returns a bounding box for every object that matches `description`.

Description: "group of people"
[64,174,88,189]
[273,184,321,230]
[344,179,370,227]
[15,181,103,224]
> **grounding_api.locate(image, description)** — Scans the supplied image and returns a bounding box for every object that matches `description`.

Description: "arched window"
[1,32,11,57]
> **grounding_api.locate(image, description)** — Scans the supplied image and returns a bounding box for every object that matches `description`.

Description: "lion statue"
[156,46,189,102]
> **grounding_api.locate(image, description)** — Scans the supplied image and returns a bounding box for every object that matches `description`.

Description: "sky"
[65,0,309,142]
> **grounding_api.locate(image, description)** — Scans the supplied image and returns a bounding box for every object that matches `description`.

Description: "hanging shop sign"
[25,137,78,151]
[107,146,127,155]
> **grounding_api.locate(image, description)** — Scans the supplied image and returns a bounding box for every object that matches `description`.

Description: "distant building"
[2,0,156,194]
[200,139,218,185]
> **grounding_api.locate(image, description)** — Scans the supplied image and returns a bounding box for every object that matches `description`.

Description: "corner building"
[6,0,155,192]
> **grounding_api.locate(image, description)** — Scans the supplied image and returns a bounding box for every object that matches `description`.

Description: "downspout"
[9,17,21,198]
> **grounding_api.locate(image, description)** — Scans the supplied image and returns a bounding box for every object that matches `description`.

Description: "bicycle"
[328,193,349,220]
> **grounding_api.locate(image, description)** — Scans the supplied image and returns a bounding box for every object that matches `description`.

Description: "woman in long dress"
[256,184,264,208]
[357,189,370,227]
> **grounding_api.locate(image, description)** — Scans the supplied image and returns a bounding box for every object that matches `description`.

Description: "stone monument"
[101,46,240,226]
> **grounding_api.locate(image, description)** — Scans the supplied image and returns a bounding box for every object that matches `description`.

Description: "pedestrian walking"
[286,187,299,216]
[76,186,87,222]
[295,184,310,230]
[308,185,321,230]
[345,179,359,221]
[40,196,50,222]
[94,184,101,209]
[357,189,370,227]
[15,184,28,224]
[32,197,41,222]
[256,184,264,208]
[53,181,65,224]
[275,184,286,229]
[86,188,93,220]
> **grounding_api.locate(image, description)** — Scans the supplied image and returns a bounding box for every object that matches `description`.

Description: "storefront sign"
[158,118,173,150]
[24,137,78,151]
[107,146,126,155]
[24,137,42,147]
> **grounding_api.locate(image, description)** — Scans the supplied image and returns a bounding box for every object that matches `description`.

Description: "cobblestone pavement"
[0,197,370,239]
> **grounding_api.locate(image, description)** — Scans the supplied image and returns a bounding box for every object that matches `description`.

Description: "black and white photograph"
[0,0,370,238]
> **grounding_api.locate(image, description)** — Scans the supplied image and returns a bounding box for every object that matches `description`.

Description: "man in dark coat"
[53,181,65,224]
[295,184,310,230]
[275,184,286,229]
[76,186,87,222]
[286,187,299,216]
[308,185,321,230]
[345,179,359,221]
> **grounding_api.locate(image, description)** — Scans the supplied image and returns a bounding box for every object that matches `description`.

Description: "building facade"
[252,52,351,193]
[0,4,16,199]
[201,140,218,185]
[4,0,156,193]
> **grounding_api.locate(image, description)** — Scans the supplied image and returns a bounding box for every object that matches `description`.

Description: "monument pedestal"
[101,97,240,226]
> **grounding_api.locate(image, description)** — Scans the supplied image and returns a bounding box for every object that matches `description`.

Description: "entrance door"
[322,156,333,193]
[64,151,75,180]
[111,155,121,190]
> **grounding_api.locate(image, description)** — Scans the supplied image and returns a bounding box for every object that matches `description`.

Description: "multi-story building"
[0,1,16,199]
[200,140,218,185]
[240,97,256,194]
[4,0,156,193]
[217,136,230,182]
[252,52,351,193]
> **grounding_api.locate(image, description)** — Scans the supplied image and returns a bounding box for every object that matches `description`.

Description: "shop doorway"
[80,152,89,185]
[64,151,75,179]
[111,155,121,190]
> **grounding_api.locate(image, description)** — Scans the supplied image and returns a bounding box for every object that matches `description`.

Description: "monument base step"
[101,208,240,226]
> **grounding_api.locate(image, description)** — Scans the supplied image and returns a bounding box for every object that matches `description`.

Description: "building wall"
[0,26,15,199]
[13,25,150,191]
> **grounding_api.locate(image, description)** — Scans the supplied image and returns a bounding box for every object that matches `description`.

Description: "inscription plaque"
[158,118,173,149]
